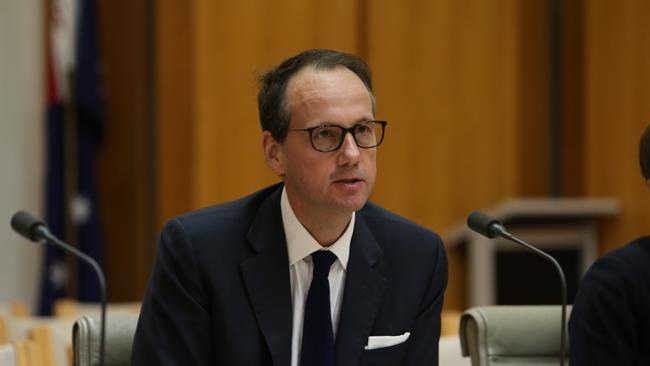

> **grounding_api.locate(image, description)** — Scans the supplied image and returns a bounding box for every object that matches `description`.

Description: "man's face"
[264,66,377,219]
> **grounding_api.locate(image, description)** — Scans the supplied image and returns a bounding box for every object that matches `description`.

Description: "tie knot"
[311,250,337,279]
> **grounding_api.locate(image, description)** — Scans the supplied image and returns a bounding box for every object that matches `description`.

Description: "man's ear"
[262,131,286,177]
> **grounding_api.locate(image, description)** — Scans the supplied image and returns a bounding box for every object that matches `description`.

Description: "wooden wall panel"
[367,0,549,310]
[156,0,194,228]
[190,0,360,208]
[98,0,155,301]
[519,0,550,197]
[561,0,585,197]
[582,1,650,253]
[368,0,526,229]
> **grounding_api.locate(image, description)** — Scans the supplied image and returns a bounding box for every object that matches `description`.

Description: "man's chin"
[332,195,369,213]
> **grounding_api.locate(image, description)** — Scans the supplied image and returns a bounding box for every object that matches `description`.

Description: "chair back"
[72,313,139,366]
[459,305,571,366]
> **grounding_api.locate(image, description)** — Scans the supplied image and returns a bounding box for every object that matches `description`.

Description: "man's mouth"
[335,178,362,184]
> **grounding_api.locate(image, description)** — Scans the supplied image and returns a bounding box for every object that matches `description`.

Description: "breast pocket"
[358,339,409,366]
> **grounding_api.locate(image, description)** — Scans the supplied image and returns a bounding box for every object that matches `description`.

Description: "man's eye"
[315,128,336,139]
[355,124,371,135]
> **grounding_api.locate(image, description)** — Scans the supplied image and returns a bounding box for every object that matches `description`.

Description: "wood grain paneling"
[366,0,549,310]
[368,0,524,229]
[189,0,360,208]
[98,0,155,300]
[561,0,586,197]
[156,0,194,229]
[581,1,650,253]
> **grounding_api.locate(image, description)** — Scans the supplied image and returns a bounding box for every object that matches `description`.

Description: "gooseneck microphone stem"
[498,230,567,366]
[41,229,107,366]
[10,211,106,366]
[467,211,567,366]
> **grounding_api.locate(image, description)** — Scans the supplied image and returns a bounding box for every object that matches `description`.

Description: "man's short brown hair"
[257,49,374,142]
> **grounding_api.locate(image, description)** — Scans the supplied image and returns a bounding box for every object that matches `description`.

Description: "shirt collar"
[280,186,353,270]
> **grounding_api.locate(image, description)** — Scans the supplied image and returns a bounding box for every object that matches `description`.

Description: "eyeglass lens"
[311,122,383,152]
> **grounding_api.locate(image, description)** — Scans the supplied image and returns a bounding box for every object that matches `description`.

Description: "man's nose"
[338,132,361,165]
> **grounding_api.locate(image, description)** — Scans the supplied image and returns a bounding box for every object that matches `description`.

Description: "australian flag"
[40,0,104,315]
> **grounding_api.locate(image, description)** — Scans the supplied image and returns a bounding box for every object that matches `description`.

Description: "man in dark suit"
[132,49,447,366]
[569,125,650,365]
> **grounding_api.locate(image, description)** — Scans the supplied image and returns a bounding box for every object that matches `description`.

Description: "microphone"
[10,210,50,241]
[11,210,107,366]
[467,210,568,366]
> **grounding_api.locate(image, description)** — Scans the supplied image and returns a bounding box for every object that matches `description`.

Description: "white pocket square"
[364,332,411,350]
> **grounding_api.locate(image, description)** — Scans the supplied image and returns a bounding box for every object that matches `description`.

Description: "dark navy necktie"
[301,250,337,366]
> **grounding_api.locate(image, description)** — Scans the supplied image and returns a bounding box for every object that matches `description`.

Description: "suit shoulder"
[171,184,281,226]
[578,236,650,303]
[160,183,282,242]
[359,201,440,236]
[605,236,650,265]
[358,202,443,248]
[587,236,650,276]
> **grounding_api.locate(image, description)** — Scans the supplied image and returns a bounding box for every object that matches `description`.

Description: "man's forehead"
[285,66,366,104]
[288,66,347,89]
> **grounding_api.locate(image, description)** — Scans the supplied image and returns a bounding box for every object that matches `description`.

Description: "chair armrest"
[73,313,139,366]
[459,305,571,366]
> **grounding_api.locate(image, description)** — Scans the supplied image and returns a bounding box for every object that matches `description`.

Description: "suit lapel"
[241,188,293,366]
[335,214,388,366]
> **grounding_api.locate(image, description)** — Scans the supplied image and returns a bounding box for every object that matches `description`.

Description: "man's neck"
[299,211,352,247]
[287,201,352,247]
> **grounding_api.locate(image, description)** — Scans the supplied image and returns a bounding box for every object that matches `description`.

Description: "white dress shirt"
[281,187,354,366]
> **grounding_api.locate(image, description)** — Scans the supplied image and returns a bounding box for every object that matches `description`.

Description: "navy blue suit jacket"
[132,184,447,365]
[569,236,650,365]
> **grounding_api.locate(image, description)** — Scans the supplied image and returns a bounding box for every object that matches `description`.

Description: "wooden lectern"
[446,198,619,307]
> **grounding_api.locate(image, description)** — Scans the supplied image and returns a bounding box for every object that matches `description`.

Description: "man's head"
[259,49,380,221]
[640,124,650,181]
[258,49,375,142]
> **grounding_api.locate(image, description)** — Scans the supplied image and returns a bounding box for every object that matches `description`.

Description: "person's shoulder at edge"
[589,235,650,275]
[575,235,650,312]
[604,235,650,261]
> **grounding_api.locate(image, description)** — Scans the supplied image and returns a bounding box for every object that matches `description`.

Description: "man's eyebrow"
[317,118,375,126]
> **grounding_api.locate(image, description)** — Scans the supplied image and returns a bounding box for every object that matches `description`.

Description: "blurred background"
[1,0,649,316]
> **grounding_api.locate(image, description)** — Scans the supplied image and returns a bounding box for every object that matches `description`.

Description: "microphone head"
[467,210,504,239]
[11,211,48,242]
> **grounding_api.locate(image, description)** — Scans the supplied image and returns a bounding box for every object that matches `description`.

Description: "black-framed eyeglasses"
[287,120,387,152]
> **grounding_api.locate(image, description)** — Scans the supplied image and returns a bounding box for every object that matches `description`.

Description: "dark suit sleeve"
[403,236,448,366]
[132,219,213,365]
[569,254,641,366]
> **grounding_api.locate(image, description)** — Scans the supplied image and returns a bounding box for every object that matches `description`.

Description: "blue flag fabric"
[74,0,104,304]
[40,54,67,314]
[40,0,104,315]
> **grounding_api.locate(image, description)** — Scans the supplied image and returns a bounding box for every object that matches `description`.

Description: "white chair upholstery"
[459,305,571,366]
[72,313,139,366]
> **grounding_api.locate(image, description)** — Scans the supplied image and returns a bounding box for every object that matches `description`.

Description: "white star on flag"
[49,260,67,290]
